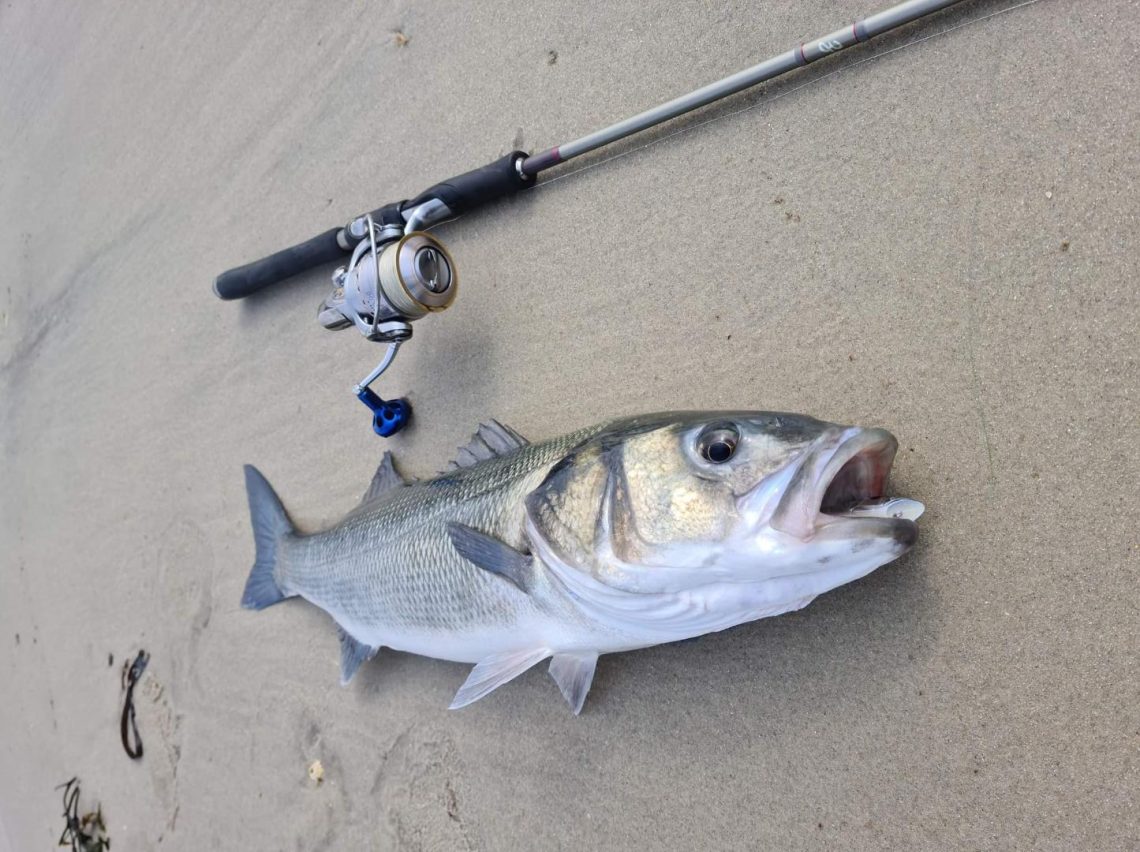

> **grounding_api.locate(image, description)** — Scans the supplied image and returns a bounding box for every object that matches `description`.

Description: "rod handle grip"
[213,227,348,300]
[405,151,533,215]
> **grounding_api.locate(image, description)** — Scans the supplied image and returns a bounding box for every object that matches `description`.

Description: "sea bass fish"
[240,412,923,713]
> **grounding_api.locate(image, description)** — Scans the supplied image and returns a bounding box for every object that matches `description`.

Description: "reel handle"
[357,388,411,437]
[213,227,349,300]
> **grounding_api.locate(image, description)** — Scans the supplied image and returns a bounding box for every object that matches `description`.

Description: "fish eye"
[698,425,740,464]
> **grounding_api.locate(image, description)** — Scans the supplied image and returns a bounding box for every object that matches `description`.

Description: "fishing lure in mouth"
[213,0,983,436]
[239,411,923,714]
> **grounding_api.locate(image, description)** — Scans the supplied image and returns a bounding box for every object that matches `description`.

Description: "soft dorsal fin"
[449,647,551,709]
[447,421,528,470]
[548,652,599,715]
[361,451,407,504]
[337,627,379,685]
[447,523,533,591]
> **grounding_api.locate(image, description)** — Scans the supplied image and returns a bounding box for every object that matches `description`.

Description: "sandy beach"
[1,0,1137,848]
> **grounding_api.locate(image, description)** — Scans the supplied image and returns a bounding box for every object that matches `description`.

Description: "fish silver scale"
[275,426,603,643]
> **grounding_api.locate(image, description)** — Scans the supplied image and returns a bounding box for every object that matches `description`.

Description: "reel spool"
[317,216,457,436]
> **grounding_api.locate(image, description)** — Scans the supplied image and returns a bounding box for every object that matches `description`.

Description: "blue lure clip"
[357,387,411,437]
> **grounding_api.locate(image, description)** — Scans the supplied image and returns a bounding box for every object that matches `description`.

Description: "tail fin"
[240,464,295,610]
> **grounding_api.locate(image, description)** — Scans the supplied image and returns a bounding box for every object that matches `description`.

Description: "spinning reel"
[215,150,531,437]
[317,215,457,436]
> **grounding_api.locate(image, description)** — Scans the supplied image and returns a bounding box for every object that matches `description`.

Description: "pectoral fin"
[548,652,599,715]
[447,523,533,591]
[337,627,379,685]
[449,648,551,709]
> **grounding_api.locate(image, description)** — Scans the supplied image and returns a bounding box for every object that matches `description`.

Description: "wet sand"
[1,0,1137,848]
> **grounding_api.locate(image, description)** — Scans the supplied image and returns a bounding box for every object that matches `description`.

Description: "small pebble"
[1045,191,1053,199]
[308,760,324,784]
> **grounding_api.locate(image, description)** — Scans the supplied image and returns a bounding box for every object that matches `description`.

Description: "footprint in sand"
[155,518,216,694]
[135,668,182,833]
[136,517,214,836]
[289,709,350,850]
[371,726,479,851]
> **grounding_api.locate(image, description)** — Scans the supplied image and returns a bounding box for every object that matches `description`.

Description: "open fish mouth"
[815,429,923,543]
[819,431,896,514]
[770,427,923,543]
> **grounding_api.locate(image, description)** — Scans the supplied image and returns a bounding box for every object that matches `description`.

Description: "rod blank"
[521,0,965,176]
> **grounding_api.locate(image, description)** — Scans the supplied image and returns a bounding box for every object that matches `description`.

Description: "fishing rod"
[214,0,969,437]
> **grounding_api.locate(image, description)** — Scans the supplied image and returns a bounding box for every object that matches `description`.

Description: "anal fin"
[338,627,379,685]
[449,648,550,709]
[548,652,599,715]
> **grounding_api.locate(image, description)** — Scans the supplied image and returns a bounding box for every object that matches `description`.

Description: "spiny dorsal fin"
[446,421,529,470]
[360,451,408,505]
[449,647,551,709]
[447,523,533,591]
[548,652,599,715]
[337,627,379,685]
